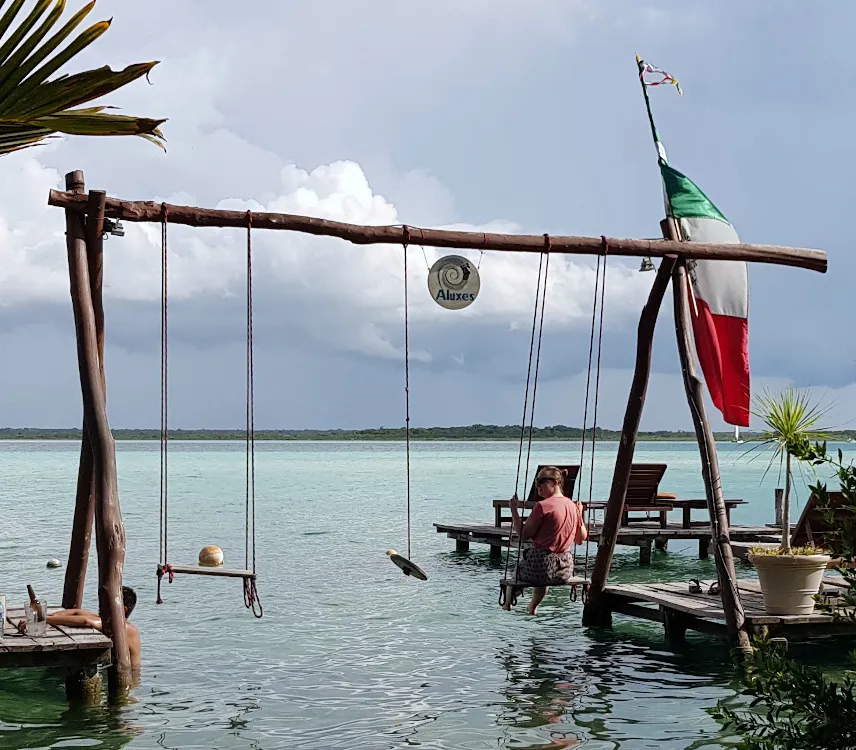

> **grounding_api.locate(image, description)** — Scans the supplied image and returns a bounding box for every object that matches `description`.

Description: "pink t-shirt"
[522,495,581,553]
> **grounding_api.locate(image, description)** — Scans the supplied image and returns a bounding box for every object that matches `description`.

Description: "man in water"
[47,585,141,669]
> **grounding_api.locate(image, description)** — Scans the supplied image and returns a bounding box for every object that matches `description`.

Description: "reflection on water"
[1,440,854,748]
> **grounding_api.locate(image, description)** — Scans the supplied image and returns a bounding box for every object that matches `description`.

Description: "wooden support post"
[699,538,711,559]
[63,184,107,610]
[662,608,689,643]
[639,540,653,566]
[665,218,751,654]
[655,538,668,551]
[489,544,502,561]
[582,255,678,627]
[455,539,470,553]
[64,171,131,696]
[64,665,102,705]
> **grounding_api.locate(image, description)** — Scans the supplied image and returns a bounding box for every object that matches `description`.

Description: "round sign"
[427,255,480,310]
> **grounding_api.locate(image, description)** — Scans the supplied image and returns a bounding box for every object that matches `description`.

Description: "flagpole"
[637,55,751,654]
[635,55,666,164]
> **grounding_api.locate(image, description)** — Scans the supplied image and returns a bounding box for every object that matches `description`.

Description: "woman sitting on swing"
[509,466,588,615]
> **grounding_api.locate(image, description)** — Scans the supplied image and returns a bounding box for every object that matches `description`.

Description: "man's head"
[122,586,137,618]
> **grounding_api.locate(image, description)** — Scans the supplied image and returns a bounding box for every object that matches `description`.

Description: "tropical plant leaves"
[0,0,165,156]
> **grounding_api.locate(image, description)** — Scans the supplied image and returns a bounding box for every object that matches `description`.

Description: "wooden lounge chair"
[493,465,582,527]
[790,491,855,562]
[620,463,672,528]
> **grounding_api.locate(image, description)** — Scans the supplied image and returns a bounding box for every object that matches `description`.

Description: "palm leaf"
[0,0,165,156]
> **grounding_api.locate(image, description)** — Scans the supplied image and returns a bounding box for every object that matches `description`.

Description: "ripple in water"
[1,440,853,748]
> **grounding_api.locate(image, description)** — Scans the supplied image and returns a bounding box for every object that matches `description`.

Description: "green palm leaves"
[753,386,833,552]
[0,0,165,156]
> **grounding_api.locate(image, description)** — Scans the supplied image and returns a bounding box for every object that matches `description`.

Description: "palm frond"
[0,0,165,157]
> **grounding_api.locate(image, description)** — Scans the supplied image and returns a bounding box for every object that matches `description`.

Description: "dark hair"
[122,586,137,617]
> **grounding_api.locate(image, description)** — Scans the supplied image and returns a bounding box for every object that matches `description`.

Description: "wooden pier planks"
[601,578,856,641]
[0,607,112,669]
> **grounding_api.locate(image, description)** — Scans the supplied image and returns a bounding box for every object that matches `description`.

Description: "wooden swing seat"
[500,576,588,589]
[164,564,255,579]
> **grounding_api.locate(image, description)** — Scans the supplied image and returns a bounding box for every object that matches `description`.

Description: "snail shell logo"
[427,255,480,310]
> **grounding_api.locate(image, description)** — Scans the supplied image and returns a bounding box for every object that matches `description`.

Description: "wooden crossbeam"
[47,189,828,272]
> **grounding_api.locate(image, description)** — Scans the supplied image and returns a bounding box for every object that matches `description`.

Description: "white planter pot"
[748,553,831,615]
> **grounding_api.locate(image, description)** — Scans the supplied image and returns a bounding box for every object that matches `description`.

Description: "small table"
[669,499,747,529]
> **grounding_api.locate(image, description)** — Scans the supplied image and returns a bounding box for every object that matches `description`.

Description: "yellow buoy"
[198,545,224,567]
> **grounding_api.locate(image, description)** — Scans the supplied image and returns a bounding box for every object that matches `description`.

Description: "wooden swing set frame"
[51,168,827,686]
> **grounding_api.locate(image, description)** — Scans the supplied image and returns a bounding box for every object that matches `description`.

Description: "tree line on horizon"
[3,424,855,441]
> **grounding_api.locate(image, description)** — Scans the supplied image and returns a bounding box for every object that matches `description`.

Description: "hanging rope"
[580,239,609,602]
[561,239,609,603]
[155,210,262,616]
[157,205,171,604]
[499,239,551,607]
[403,231,413,561]
[244,211,262,617]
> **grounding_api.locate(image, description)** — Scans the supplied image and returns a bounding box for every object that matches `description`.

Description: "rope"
[157,204,169,605]
[581,239,609,598]
[403,228,412,561]
[244,211,262,618]
[499,243,550,606]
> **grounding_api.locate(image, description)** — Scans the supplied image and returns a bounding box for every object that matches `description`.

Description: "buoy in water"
[386,549,428,581]
[198,545,224,567]
[46,558,62,569]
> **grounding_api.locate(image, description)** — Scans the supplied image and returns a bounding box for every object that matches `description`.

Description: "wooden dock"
[600,577,856,643]
[434,520,783,565]
[1,606,112,669]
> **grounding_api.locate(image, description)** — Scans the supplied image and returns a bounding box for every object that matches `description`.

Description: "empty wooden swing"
[155,207,263,617]
[499,238,609,610]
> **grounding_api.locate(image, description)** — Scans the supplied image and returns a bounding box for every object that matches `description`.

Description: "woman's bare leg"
[529,586,548,615]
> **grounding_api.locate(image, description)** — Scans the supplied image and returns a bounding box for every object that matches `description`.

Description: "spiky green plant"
[752,386,832,552]
[0,0,165,157]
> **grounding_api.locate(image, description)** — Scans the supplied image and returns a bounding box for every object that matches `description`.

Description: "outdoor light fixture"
[639,257,655,272]
[102,218,125,239]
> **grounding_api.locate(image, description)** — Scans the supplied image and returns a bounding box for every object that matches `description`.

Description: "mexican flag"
[661,163,750,427]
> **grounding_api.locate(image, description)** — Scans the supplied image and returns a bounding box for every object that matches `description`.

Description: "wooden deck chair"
[525,464,581,503]
[790,491,855,562]
[493,465,581,527]
[620,463,672,528]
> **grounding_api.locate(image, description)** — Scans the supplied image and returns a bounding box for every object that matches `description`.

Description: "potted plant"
[746,386,832,615]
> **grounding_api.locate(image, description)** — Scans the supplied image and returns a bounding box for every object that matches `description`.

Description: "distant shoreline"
[3,426,855,442]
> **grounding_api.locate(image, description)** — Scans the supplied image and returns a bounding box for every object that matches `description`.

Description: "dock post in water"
[582,255,678,627]
[665,218,751,654]
[65,170,132,696]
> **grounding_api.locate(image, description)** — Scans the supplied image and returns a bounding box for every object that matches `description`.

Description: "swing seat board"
[501,576,588,589]
[166,565,256,579]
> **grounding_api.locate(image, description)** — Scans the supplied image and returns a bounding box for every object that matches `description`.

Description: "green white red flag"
[637,56,750,427]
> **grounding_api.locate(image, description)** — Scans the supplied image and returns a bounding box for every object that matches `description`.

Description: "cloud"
[0,0,852,431]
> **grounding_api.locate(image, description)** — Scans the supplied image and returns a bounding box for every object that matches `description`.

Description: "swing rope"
[155,209,262,617]
[499,241,551,607]
[581,240,609,601]
[565,238,608,602]
[402,235,412,561]
[158,205,170,602]
[244,212,262,617]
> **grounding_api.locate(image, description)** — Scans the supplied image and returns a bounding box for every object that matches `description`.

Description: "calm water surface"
[1,440,853,749]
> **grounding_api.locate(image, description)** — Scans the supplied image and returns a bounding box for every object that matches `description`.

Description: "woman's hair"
[536,466,568,485]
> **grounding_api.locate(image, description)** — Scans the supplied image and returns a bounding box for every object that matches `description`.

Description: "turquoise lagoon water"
[1,439,853,749]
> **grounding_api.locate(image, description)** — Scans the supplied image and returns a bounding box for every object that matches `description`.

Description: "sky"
[0,0,853,432]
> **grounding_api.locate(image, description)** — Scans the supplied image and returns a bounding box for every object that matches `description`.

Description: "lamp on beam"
[639,257,655,272]
[102,218,125,239]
